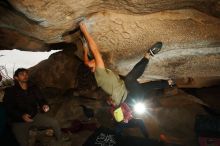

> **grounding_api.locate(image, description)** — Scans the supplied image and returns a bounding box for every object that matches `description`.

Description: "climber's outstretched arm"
[80,23,105,69]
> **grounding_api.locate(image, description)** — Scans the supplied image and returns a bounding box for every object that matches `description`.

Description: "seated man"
[3,68,62,146]
[79,22,174,106]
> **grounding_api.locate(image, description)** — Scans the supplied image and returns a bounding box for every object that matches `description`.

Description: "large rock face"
[78,10,220,75]
[0,0,220,87]
[76,9,220,87]
[1,1,220,146]
[0,0,219,47]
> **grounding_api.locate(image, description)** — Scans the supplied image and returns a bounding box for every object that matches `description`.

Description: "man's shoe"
[148,42,163,56]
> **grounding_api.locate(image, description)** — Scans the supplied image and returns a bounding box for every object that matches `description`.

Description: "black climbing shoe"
[148,42,163,56]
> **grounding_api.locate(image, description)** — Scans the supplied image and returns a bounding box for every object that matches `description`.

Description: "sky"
[0,49,59,78]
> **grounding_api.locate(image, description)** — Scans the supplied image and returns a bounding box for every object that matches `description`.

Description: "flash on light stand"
[134,102,146,114]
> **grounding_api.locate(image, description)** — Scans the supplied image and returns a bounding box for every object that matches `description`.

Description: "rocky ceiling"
[1,0,220,89]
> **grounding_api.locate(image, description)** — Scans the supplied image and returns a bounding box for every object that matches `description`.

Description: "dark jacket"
[3,81,48,123]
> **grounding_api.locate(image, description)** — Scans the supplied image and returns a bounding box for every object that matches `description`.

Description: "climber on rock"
[79,22,175,107]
